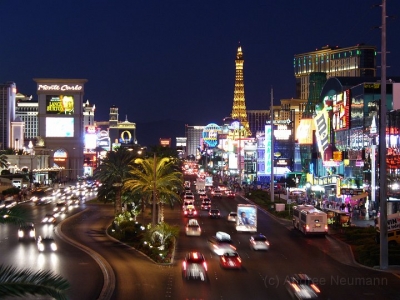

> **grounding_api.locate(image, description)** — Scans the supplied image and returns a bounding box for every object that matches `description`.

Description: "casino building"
[34,78,87,181]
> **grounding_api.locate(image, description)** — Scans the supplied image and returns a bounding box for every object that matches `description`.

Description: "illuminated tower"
[231,44,251,137]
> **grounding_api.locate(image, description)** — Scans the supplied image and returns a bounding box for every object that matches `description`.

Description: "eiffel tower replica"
[231,44,251,137]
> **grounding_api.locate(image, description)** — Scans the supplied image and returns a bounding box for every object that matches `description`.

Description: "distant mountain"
[135,119,188,148]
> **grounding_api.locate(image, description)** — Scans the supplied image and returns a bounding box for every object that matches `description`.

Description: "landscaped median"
[108,220,177,264]
[245,189,400,267]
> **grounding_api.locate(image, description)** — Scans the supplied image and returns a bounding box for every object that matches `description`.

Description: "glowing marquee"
[202,123,221,148]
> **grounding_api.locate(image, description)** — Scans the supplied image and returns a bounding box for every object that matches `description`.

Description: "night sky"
[1,1,400,146]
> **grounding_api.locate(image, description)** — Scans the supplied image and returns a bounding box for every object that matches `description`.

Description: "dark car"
[285,274,321,299]
[18,223,36,241]
[37,236,58,252]
[42,213,56,224]
[182,252,208,281]
[209,209,221,218]
[201,199,211,210]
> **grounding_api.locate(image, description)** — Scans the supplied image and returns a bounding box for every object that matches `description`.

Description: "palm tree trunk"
[115,186,122,215]
[152,153,157,226]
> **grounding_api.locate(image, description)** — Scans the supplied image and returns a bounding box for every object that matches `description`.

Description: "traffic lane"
[62,205,173,300]
[171,197,400,299]
[0,221,100,300]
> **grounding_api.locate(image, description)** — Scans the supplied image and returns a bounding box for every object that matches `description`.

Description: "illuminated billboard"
[297,119,314,145]
[314,108,329,158]
[332,90,350,131]
[46,117,74,137]
[202,123,220,148]
[46,95,74,114]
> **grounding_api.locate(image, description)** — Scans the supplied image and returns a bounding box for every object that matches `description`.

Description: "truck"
[376,212,400,245]
[236,204,257,232]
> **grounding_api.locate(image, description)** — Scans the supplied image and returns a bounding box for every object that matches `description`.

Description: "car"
[209,209,220,218]
[182,252,207,281]
[182,199,195,210]
[183,204,198,217]
[35,197,52,206]
[18,223,36,241]
[212,190,223,198]
[285,274,321,299]
[183,194,195,202]
[249,234,270,250]
[208,232,236,255]
[201,199,211,210]
[226,190,235,198]
[185,219,201,236]
[199,191,207,199]
[227,212,237,222]
[37,236,58,252]
[220,251,242,269]
[42,213,56,224]
[53,201,68,215]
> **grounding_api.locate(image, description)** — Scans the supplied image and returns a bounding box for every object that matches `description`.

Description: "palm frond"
[0,265,70,300]
[0,206,33,226]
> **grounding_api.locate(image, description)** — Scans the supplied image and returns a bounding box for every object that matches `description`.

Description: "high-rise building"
[185,125,204,158]
[0,82,16,150]
[246,110,268,137]
[15,93,38,142]
[294,44,376,100]
[231,44,251,137]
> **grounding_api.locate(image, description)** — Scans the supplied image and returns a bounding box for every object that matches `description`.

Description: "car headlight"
[51,243,57,251]
[30,231,35,238]
[38,243,44,251]
[18,231,23,238]
[42,218,48,222]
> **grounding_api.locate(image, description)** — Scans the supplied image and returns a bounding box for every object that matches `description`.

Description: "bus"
[292,205,328,235]
[376,212,400,245]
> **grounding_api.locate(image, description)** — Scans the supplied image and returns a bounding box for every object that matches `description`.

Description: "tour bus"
[376,212,400,245]
[292,205,328,235]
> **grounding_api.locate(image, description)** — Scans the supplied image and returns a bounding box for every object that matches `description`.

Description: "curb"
[55,208,116,300]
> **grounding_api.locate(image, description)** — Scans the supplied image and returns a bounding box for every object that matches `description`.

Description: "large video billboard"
[46,95,74,114]
[46,117,74,137]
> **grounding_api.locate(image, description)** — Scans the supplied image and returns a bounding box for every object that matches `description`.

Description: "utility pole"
[270,87,275,203]
[379,0,388,269]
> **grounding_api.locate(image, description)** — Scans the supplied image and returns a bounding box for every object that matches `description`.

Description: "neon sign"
[38,84,83,91]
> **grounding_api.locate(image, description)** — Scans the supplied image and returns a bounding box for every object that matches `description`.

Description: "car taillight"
[18,231,23,238]
[311,284,320,293]
[221,257,226,263]
[324,225,328,231]
[182,261,186,270]
[306,225,310,231]
[291,283,300,292]
[194,211,197,215]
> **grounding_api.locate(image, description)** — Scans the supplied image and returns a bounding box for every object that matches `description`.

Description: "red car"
[220,251,242,269]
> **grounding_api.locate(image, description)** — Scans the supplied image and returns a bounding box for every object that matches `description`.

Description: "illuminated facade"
[294,44,376,101]
[15,93,38,141]
[185,125,204,158]
[231,44,251,137]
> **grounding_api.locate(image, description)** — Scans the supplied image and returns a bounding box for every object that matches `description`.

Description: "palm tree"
[125,154,183,225]
[94,147,135,215]
[0,265,69,300]
[0,207,69,299]
[0,153,8,169]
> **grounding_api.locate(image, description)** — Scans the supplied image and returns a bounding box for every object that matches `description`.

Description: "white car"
[208,232,236,255]
[183,195,195,202]
[227,212,237,222]
[185,219,201,236]
[249,234,270,251]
